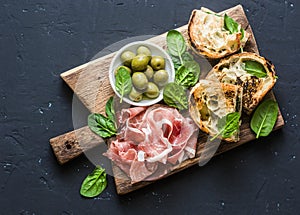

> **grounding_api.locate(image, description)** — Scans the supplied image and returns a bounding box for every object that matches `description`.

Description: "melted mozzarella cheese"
[221,60,249,83]
[262,77,273,92]
[192,9,245,53]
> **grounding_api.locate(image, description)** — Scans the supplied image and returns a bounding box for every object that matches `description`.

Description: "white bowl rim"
[108,40,175,106]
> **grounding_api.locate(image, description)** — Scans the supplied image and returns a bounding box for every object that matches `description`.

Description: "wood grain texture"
[50,4,284,195]
[50,126,104,164]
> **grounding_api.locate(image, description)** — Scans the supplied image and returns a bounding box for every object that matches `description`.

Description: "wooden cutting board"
[50,5,284,195]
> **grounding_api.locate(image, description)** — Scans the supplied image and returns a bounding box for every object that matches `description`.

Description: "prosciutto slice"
[104,104,198,183]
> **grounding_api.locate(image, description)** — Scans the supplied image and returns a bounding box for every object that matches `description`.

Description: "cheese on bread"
[206,52,276,114]
[189,80,242,142]
[188,7,249,59]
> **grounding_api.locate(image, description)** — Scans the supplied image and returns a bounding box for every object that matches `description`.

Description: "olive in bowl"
[109,41,175,106]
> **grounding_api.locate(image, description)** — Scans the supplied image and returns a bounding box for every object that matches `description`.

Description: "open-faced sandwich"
[188,7,249,59]
[206,52,276,114]
[189,80,243,142]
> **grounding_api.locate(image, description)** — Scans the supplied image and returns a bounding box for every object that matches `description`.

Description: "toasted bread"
[206,52,276,114]
[189,80,243,142]
[188,7,249,59]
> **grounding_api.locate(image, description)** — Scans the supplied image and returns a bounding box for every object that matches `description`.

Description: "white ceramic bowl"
[109,41,175,106]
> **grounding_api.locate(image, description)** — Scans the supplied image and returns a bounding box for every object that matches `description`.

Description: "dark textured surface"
[0,0,299,214]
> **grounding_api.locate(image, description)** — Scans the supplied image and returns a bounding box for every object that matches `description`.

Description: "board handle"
[50,126,104,164]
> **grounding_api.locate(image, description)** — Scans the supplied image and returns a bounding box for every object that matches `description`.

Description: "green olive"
[114,65,131,75]
[144,65,154,79]
[121,51,135,67]
[150,56,165,70]
[144,82,160,98]
[200,103,209,121]
[131,54,150,71]
[132,72,148,91]
[129,87,143,102]
[153,70,169,87]
[137,46,152,61]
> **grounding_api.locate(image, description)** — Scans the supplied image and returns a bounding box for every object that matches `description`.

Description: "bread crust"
[188,8,248,59]
[189,80,242,142]
[207,52,276,114]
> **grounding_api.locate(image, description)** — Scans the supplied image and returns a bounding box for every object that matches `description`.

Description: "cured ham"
[104,104,198,183]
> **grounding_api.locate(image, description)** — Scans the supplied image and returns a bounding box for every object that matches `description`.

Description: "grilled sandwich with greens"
[189,80,243,142]
[206,52,277,114]
[188,7,249,59]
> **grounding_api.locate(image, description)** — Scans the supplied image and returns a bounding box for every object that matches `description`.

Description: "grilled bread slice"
[188,7,249,59]
[206,52,276,114]
[189,80,243,142]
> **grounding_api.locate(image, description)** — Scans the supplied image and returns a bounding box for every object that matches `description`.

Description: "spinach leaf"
[182,52,194,62]
[169,54,182,70]
[115,67,132,103]
[224,13,245,53]
[175,61,200,88]
[241,28,245,40]
[88,96,116,138]
[244,61,267,78]
[211,112,241,141]
[204,11,222,17]
[163,82,188,110]
[105,96,115,123]
[166,30,200,88]
[250,99,278,138]
[224,14,239,34]
[170,52,194,70]
[167,30,186,63]
[88,113,116,138]
[80,166,107,198]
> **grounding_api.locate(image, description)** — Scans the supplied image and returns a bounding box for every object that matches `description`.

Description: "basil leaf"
[167,30,186,58]
[175,61,200,88]
[80,166,107,198]
[88,113,116,138]
[211,112,241,141]
[115,67,132,103]
[244,61,267,78]
[163,82,188,110]
[250,99,278,138]
[105,96,115,123]
[224,14,239,34]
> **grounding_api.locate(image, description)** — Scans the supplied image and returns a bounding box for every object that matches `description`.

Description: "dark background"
[1,0,299,214]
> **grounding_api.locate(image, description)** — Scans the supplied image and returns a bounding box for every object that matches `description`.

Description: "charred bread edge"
[187,9,243,59]
[189,81,242,143]
[212,52,276,114]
